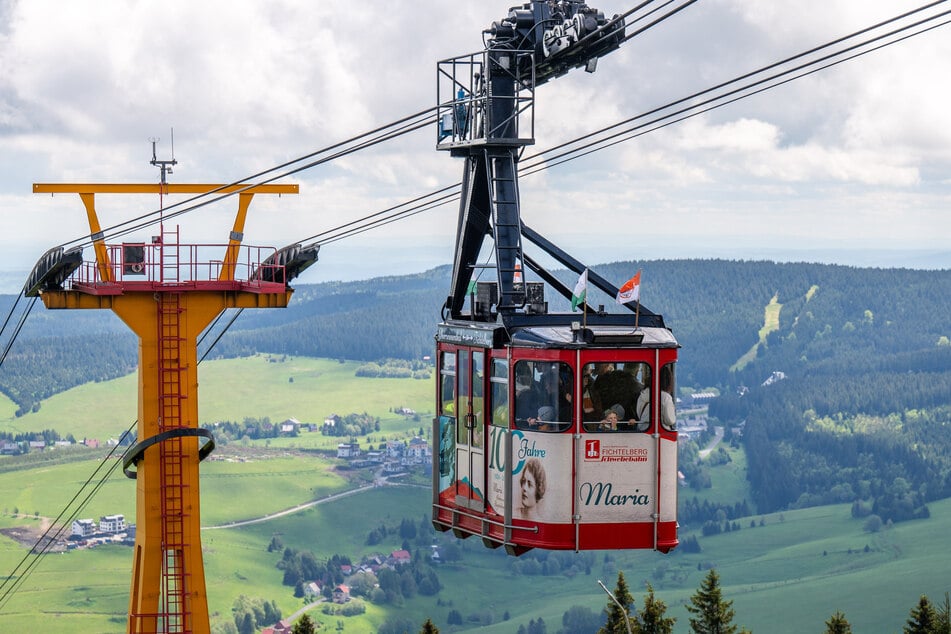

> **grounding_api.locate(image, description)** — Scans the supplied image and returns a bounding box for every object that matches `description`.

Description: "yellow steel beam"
[219,192,255,282]
[33,183,299,195]
[79,193,114,282]
[34,182,299,279]
[39,289,294,311]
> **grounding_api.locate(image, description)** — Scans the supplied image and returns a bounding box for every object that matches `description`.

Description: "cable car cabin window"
[439,351,456,417]
[630,363,677,431]
[513,360,572,432]
[456,350,470,446]
[490,358,508,428]
[658,363,677,431]
[582,361,653,432]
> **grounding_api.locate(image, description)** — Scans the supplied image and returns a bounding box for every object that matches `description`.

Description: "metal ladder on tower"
[485,148,527,310]
[160,225,181,285]
[157,291,189,632]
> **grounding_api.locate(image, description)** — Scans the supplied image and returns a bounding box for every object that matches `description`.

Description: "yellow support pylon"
[33,182,299,634]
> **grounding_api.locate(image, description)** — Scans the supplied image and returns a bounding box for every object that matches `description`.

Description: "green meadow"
[0,357,949,632]
[0,355,434,446]
[1,460,950,632]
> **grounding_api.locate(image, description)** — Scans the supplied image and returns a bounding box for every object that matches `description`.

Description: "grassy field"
[1,356,949,632]
[683,443,752,511]
[1,467,950,633]
[731,292,782,372]
[0,355,434,447]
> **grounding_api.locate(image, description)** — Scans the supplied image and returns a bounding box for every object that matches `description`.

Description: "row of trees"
[230,595,282,634]
[321,412,380,437]
[724,374,951,516]
[355,358,432,379]
[208,417,283,441]
[6,260,948,412]
[364,568,951,634]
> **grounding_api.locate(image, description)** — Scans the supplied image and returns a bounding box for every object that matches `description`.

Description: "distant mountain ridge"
[2,258,949,516]
[2,259,947,411]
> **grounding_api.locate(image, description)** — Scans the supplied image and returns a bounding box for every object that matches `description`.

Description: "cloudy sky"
[1,0,948,292]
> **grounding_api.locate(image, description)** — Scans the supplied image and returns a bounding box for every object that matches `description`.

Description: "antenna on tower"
[149,128,178,185]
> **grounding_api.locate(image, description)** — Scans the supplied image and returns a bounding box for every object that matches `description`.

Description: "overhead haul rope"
[521,1,951,176]
[49,0,688,253]
[0,0,698,610]
[6,0,946,385]
[2,1,947,609]
[43,106,437,252]
[0,418,135,612]
[183,3,950,360]
[0,334,229,613]
[297,1,951,246]
[0,294,36,369]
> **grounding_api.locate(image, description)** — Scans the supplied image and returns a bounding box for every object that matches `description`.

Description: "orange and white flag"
[615,270,641,304]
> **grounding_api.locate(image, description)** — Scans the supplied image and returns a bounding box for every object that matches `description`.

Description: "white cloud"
[0,0,948,293]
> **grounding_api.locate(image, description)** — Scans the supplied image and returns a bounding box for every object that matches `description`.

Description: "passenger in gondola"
[581,371,596,420]
[599,407,619,431]
[635,366,676,430]
[591,363,642,424]
[535,364,572,425]
[526,405,556,431]
[515,364,539,425]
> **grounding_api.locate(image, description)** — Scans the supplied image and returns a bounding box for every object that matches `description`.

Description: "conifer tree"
[292,614,316,634]
[937,592,951,634]
[636,582,675,634]
[685,569,737,634]
[904,595,938,634]
[824,610,852,634]
[419,617,440,633]
[599,571,636,633]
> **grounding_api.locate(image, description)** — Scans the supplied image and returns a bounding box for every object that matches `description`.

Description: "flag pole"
[634,269,642,330]
[583,268,588,330]
[583,295,588,329]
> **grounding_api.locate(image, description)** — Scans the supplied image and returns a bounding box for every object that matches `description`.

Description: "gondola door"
[455,349,486,511]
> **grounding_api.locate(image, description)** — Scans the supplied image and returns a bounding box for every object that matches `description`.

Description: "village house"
[99,514,126,533]
[389,549,411,566]
[385,440,404,459]
[260,619,293,634]
[333,584,351,604]
[336,441,360,459]
[71,519,96,538]
[323,414,341,432]
[279,418,301,434]
[404,436,431,466]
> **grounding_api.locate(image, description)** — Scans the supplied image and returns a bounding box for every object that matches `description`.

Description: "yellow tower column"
[32,182,300,634]
[114,292,218,634]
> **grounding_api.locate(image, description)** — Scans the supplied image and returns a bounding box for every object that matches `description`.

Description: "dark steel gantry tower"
[436,0,647,320]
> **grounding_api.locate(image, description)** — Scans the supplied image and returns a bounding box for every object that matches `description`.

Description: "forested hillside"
[0,299,134,415]
[704,264,951,518]
[1,260,948,518]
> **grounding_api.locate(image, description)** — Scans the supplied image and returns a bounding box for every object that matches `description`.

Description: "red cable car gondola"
[432,285,680,554]
[431,2,679,554]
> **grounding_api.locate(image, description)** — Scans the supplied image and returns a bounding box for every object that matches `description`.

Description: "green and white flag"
[571,269,588,312]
